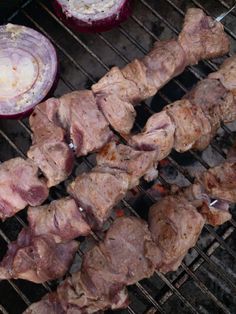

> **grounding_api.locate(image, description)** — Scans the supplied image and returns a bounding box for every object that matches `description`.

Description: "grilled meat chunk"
[93,8,229,107]
[199,201,232,226]
[0,228,78,283]
[178,8,229,65]
[166,99,211,152]
[0,158,48,220]
[28,99,74,187]
[198,161,236,203]
[58,91,113,156]
[141,40,186,95]
[28,197,91,243]
[28,141,74,188]
[96,142,158,186]
[24,293,64,314]
[102,216,162,284]
[209,54,236,95]
[95,93,136,134]
[129,111,175,159]
[68,169,130,227]
[149,195,205,273]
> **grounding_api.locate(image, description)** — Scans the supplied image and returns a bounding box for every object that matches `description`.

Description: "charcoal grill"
[0,0,236,313]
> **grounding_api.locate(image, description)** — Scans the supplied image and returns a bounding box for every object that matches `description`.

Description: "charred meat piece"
[0,158,48,220]
[28,99,74,187]
[96,142,158,186]
[178,8,229,65]
[58,91,113,156]
[149,195,205,273]
[102,216,162,285]
[0,228,78,283]
[28,197,91,243]
[166,99,211,152]
[198,161,236,203]
[68,169,130,227]
[129,111,175,160]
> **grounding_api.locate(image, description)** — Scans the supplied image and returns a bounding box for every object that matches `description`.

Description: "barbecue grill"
[0,0,236,313]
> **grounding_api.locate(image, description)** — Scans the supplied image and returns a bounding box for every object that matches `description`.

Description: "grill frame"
[0,0,236,313]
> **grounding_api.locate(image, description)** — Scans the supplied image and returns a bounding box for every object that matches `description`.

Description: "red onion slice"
[52,0,133,33]
[0,24,58,119]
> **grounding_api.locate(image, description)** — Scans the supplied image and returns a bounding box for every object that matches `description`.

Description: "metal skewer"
[215,2,236,21]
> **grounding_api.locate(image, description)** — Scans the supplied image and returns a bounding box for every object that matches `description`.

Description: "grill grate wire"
[0,0,236,313]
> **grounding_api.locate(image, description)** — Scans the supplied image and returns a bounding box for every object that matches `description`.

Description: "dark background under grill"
[0,0,236,313]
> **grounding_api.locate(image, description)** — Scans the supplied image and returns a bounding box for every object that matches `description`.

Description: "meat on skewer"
[0,228,78,283]
[1,143,234,290]
[69,55,236,226]
[28,197,91,242]
[27,8,229,187]
[23,146,235,313]
[0,158,48,221]
[1,54,236,225]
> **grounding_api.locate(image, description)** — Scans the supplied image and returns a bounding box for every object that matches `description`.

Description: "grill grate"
[0,0,236,313]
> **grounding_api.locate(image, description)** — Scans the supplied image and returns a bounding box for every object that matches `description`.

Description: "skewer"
[215,2,236,21]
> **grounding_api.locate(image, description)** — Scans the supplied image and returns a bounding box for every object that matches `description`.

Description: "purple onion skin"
[52,0,134,33]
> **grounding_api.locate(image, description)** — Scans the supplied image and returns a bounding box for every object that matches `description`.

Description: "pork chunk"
[28,197,91,243]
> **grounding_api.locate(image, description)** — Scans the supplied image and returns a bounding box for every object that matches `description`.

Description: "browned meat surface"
[0,228,78,283]
[185,79,226,150]
[58,272,129,314]
[121,59,157,101]
[198,161,236,203]
[93,8,229,108]
[102,216,162,284]
[178,8,229,65]
[149,195,205,273]
[96,142,158,186]
[129,111,175,159]
[198,202,232,226]
[28,141,74,188]
[28,197,91,243]
[68,169,130,227]
[95,93,136,134]
[209,55,236,95]
[92,66,140,104]
[142,40,186,95]
[166,99,211,152]
[58,91,113,156]
[28,99,74,187]
[178,183,232,227]
[0,158,48,220]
